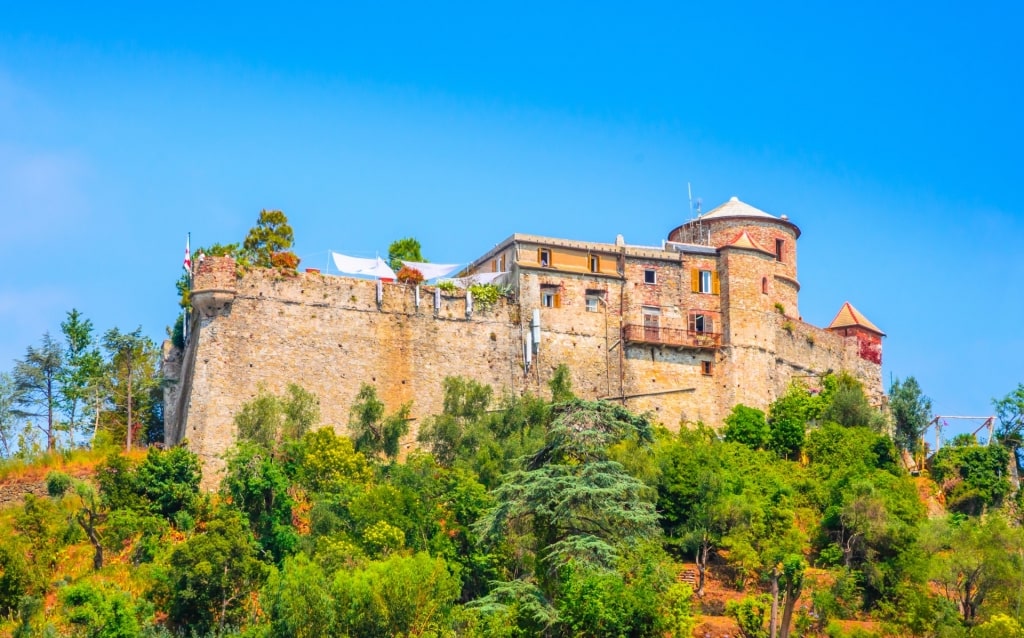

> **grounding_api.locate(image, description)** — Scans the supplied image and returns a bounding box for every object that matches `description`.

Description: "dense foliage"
[1,326,1023,638]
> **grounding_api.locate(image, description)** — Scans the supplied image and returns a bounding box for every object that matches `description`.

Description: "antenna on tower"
[688,182,694,218]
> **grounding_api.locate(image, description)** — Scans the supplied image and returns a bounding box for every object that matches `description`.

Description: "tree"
[235,383,321,451]
[475,400,661,608]
[419,376,493,466]
[387,237,425,271]
[993,383,1024,471]
[889,376,932,454]
[47,471,108,570]
[767,382,815,460]
[58,309,104,443]
[724,404,770,450]
[821,372,883,429]
[222,441,298,563]
[61,582,142,638]
[101,327,159,451]
[657,428,732,595]
[926,514,1024,625]
[930,441,1011,515]
[154,507,267,634]
[348,384,410,461]
[244,209,295,268]
[0,373,21,457]
[13,332,64,450]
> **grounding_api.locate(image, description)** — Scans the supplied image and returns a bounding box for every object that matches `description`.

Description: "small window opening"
[775,239,785,262]
[762,277,768,294]
[586,296,599,312]
[541,288,561,308]
[702,361,714,376]
[499,255,506,271]
[590,255,600,273]
[539,248,551,268]
[644,269,657,284]
[699,270,712,293]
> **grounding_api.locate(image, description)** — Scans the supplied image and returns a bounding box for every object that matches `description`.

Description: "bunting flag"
[184,233,192,275]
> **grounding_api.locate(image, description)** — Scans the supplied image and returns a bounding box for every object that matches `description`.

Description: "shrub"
[396,265,425,284]
[271,251,301,271]
[468,282,504,309]
[437,280,458,294]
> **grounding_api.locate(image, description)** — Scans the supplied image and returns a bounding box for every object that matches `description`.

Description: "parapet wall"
[165,256,884,485]
[168,258,528,482]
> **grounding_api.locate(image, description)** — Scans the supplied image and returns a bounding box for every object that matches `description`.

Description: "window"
[692,269,719,294]
[702,360,714,376]
[539,248,551,268]
[689,313,714,334]
[590,254,600,273]
[775,239,785,262]
[643,269,657,284]
[541,289,561,308]
[586,296,600,312]
[762,277,768,294]
[499,254,506,271]
[642,306,660,340]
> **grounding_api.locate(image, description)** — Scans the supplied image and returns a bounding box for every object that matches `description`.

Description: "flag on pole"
[183,233,192,275]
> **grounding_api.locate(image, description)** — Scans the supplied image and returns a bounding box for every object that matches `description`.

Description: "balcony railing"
[622,324,722,349]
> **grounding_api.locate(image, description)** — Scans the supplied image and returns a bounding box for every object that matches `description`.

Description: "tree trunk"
[77,511,104,571]
[697,542,709,596]
[46,374,55,451]
[779,580,802,638]
[770,567,780,638]
[126,360,133,452]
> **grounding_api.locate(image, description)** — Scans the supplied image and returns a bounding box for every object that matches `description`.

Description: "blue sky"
[2,2,1021,436]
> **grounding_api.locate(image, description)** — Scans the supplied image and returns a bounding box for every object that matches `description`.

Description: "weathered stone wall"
[170,240,884,487]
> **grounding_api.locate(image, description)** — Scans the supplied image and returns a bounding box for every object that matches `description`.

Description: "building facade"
[164,197,884,483]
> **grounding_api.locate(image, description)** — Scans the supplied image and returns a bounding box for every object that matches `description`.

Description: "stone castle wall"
[166,251,884,485]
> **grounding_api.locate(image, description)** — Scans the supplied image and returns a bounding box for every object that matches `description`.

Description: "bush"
[271,251,301,272]
[723,404,769,450]
[396,265,425,284]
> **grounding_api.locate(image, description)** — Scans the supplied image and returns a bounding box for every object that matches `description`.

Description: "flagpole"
[184,232,191,344]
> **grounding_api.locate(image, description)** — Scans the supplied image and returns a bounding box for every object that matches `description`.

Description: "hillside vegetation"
[0,366,1021,637]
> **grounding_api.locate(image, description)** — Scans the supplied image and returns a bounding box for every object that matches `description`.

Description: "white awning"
[331,252,397,279]
[439,271,508,288]
[397,260,461,280]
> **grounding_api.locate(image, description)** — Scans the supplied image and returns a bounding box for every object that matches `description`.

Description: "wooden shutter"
[712,271,721,295]
[691,269,700,293]
[554,293,561,308]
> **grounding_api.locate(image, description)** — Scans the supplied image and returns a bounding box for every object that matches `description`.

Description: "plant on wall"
[396,266,425,285]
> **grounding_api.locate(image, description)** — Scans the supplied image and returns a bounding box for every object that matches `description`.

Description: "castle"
[163,197,884,479]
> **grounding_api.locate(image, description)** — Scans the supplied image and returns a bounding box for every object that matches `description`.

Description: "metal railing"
[622,324,722,349]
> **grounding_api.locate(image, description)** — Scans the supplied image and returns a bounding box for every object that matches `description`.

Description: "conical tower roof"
[827,301,885,336]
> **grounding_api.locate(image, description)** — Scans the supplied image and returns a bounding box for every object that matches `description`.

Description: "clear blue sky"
[2,2,1022,435]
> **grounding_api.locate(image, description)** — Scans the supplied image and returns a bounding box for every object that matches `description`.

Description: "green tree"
[263,553,337,638]
[889,376,932,454]
[821,372,883,429]
[767,382,814,459]
[101,327,159,451]
[993,383,1024,471]
[724,404,770,450]
[58,309,104,443]
[61,582,142,638]
[0,545,31,618]
[930,441,1011,515]
[333,552,460,637]
[244,209,295,268]
[235,383,321,451]
[387,236,425,271]
[419,376,493,466]
[222,441,298,562]
[657,428,732,595]
[47,472,109,570]
[549,363,576,403]
[476,400,660,610]
[13,332,64,450]
[153,507,267,634]
[925,514,1024,625]
[0,372,21,456]
[348,383,410,461]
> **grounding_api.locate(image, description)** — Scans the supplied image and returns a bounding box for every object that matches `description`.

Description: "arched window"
[762,277,768,294]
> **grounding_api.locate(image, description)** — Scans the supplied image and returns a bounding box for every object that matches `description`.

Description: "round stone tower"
[668,196,801,317]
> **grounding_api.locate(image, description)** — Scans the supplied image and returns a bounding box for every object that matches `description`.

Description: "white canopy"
[439,271,508,288]
[398,260,461,280]
[331,252,397,279]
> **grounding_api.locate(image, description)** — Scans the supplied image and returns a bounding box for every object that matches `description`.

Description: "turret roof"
[827,301,885,336]
[720,230,774,255]
[700,196,778,221]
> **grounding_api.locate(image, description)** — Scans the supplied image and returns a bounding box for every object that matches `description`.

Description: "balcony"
[622,324,722,349]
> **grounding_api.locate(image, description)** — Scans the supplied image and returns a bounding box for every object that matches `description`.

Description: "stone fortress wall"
[165,197,886,484]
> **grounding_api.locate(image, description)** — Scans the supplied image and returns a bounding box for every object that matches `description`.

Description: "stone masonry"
[164,197,885,485]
